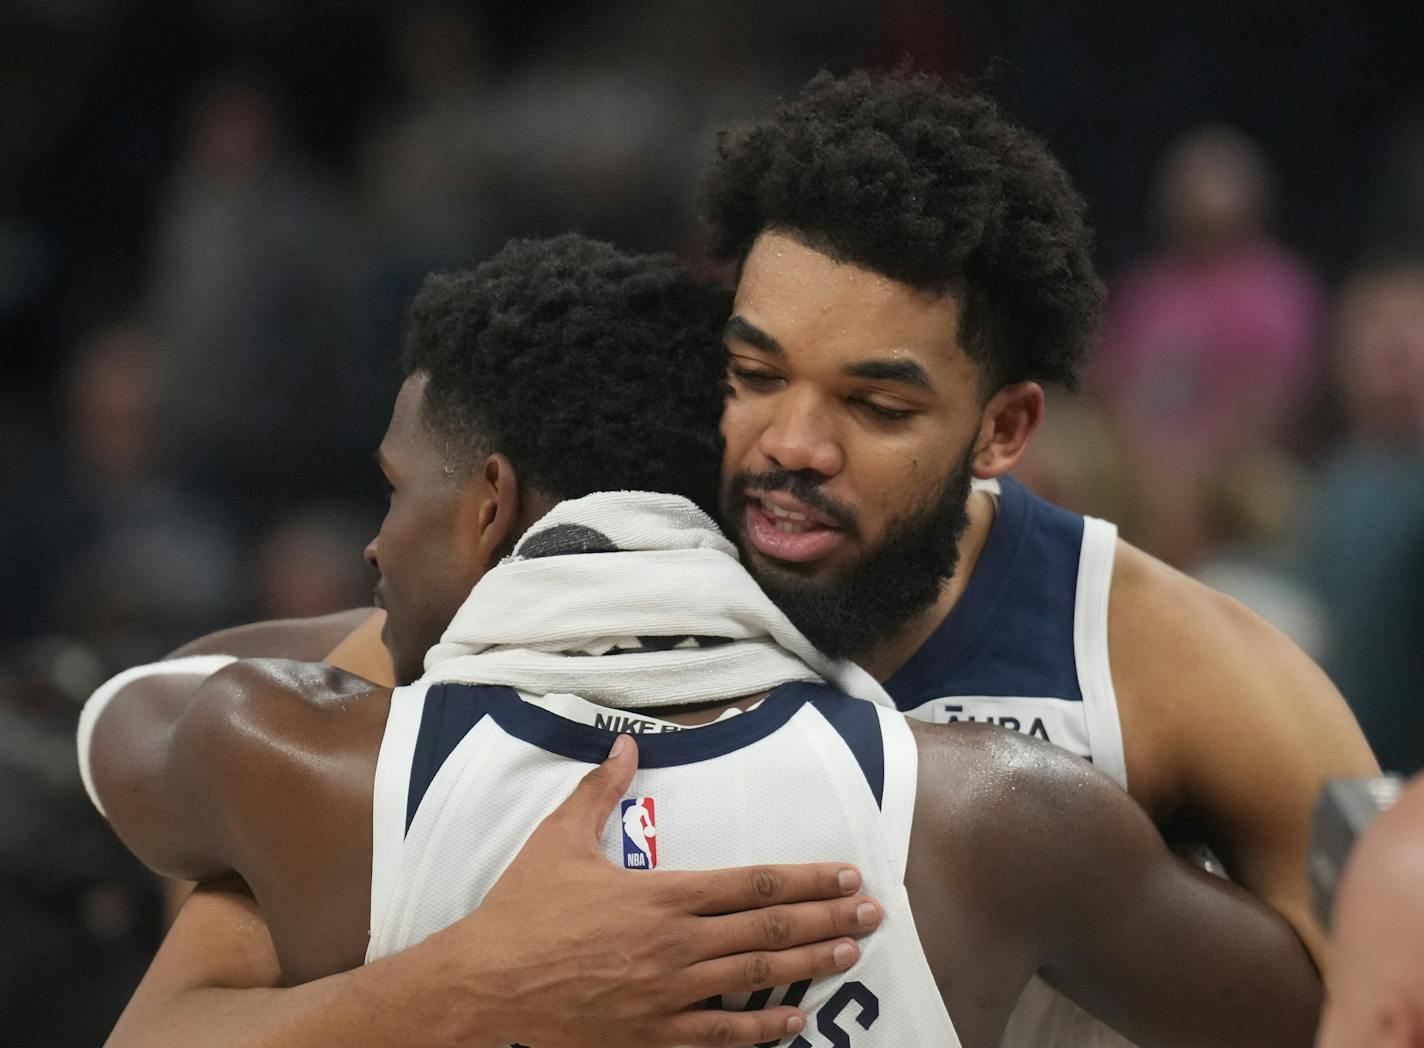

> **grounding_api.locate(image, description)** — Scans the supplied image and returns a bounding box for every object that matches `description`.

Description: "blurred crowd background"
[2,1,1423,1041]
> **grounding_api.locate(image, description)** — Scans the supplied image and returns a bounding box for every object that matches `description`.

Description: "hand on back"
[424,735,884,1048]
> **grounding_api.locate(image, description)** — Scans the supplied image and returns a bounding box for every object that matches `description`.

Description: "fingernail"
[833,942,857,969]
[856,902,878,928]
[608,735,626,759]
[786,1015,805,1034]
[837,868,859,893]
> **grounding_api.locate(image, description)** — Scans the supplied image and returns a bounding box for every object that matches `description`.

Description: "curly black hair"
[702,68,1104,392]
[402,234,730,515]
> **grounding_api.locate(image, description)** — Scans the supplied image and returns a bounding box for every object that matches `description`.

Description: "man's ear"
[970,381,1045,480]
[463,452,521,570]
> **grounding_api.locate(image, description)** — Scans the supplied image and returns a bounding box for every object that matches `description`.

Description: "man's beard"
[722,451,975,662]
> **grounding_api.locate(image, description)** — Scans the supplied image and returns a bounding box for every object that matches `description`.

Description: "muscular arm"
[1112,541,1379,964]
[911,722,1321,1048]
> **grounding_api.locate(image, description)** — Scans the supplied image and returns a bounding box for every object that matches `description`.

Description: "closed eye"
[729,365,784,390]
[854,398,916,422]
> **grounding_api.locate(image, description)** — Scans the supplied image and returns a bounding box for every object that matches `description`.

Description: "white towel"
[421,491,891,710]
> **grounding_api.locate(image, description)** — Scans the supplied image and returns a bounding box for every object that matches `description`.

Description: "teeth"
[774,520,809,534]
[761,499,810,522]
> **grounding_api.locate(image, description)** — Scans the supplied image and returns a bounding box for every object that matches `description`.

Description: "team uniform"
[367,680,960,1048]
[892,476,1132,1048]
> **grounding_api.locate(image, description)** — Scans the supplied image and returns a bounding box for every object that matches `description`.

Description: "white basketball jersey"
[367,680,960,1048]
[892,477,1133,1048]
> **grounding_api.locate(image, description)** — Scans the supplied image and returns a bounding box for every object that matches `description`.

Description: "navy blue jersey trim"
[807,687,885,807]
[470,681,815,768]
[406,683,495,832]
[884,477,1085,709]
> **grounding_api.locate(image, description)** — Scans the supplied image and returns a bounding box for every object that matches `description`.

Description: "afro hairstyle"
[701,68,1105,393]
[402,234,730,516]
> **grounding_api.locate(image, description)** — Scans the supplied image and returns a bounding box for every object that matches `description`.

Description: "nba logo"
[620,797,657,869]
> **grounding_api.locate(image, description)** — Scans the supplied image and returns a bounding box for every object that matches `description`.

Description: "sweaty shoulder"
[190,658,392,980]
[199,657,389,725]
[904,720,1150,1042]
[908,718,1135,893]
[190,658,393,826]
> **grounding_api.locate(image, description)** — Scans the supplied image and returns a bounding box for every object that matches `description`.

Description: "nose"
[757,392,844,477]
[364,535,379,571]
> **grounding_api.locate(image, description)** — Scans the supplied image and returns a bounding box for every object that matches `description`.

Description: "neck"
[855,486,998,681]
[641,691,770,726]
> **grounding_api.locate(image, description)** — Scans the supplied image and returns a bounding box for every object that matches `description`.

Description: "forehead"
[733,231,964,368]
[381,372,442,459]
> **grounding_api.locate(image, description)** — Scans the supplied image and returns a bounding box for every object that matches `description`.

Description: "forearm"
[166,609,376,662]
[1049,843,1321,1047]
[111,949,498,1048]
[109,881,500,1048]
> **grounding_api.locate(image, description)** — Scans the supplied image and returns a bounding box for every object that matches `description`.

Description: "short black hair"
[702,68,1104,392]
[402,234,730,515]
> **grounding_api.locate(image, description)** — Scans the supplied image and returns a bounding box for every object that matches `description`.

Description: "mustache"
[725,468,860,537]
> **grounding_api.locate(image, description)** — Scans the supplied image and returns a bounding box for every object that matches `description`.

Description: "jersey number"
[743,980,880,1048]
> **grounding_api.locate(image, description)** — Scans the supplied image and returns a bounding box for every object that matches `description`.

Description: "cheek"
[846,433,933,505]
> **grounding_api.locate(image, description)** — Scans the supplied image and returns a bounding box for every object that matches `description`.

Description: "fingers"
[678,936,862,1009]
[694,895,883,959]
[657,1005,808,1048]
[546,734,639,840]
[664,862,864,916]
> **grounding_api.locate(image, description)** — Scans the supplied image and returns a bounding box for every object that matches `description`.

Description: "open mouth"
[742,491,850,564]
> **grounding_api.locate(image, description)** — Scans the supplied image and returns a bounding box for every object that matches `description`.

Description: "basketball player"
[255,71,1372,1045]
[698,69,1376,1045]
[1317,774,1424,1048]
[101,610,880,1048]
[86,236,1320,1046]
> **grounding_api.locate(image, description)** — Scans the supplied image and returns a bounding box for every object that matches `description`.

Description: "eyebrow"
[724,315,784,355]
[725,313,935,393]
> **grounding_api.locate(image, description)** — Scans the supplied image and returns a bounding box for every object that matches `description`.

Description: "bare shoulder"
[908,720,1142,903]
[182,658,392,818]
[1107,538,1376,818]
[198,657,387,719]
[1107,539,1375,962]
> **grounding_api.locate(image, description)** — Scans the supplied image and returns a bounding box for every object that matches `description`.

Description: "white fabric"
[876,704,919,883]
[421,491,891,710]
[76,655,238,818]
[368,681,429,941]
[898,509,1135,1048]
[366,697,960,1046]
[1076,516,1127,790]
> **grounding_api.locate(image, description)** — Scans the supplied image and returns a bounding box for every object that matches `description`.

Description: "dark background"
[2,2,1423,1041]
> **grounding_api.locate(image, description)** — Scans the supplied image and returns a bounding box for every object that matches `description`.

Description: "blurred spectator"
[1011,391,1144,543]
[1304,258,1424,775]
[1317,773,1424,1047]
[1190,445,1329,660]
[1096,126,1324,565]
[0,324,241,664]
[359,5,496,277]
[150,71,378,524]
[251,502,378,621]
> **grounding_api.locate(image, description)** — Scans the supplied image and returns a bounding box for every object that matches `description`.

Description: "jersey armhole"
[1075,517,1128,789]
[876,707,919,883]
[368,682,429,946]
